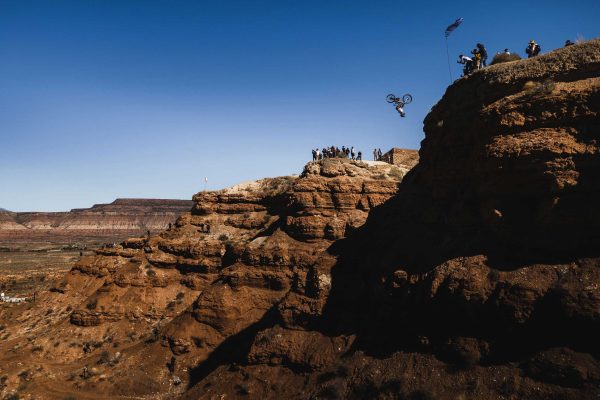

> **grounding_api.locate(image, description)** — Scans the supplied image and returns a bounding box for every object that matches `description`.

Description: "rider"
[394,101,406,117]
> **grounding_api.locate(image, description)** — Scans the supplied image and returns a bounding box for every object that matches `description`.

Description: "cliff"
[0,40,599,400]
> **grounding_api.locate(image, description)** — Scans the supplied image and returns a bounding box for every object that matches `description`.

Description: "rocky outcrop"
[0,157,412,398]
[178,40,600,400]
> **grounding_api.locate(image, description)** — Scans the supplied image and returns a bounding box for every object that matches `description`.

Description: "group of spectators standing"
[458,39,576,76]
[312,146,362,161]
[457,42,489,75]
[373,148,384,161]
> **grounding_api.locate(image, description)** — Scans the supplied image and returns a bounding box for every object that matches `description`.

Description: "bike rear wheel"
[386,94,398,103]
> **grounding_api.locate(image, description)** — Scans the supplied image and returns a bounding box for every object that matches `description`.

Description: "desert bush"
[85,298,98,310]
[523,79,556,95]
[218,234,229,242]
[31,345,44,353]
[490,52,522,65]
[175,292,185,301]
[17,370,30,381]
[98,350,111,364]
[4,393,20,400]
[534,79,556,95]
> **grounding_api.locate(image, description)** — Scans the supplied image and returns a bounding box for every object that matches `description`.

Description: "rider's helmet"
[529,40,536,45]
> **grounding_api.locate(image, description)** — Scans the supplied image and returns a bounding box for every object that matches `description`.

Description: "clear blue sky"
[1,0,598,211]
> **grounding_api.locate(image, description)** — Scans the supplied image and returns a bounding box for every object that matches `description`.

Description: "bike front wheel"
[402,94,413,104]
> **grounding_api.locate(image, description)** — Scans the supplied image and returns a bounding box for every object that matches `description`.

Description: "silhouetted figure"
[357,151,362,161]
[565,40,574,47]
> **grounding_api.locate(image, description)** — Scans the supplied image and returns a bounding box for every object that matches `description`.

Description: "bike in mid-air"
[386,93,412,117]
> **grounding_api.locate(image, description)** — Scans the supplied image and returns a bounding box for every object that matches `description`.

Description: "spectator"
[477,43,488,67]
[526,40,541,58]
[458,54,475,75]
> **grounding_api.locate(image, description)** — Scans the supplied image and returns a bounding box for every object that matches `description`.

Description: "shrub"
[218,234,229,242]
[533,79,556,95]
[490,53,522,65]
[523,79,556,95]
[31,345,44,353]
[86,299,98,310]
[98,350,111,364]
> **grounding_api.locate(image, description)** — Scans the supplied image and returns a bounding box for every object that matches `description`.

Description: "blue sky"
[1,0,599,211]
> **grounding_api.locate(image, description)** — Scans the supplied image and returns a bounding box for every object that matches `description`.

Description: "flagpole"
[445,36,453,83]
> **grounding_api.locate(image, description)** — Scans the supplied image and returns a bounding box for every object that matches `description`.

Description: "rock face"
[177,40,600,399]
[1,40,599,400]
[0,158,414,398]
[0,198,194,242]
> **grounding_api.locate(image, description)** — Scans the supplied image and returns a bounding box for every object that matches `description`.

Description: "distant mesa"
[0,198,194,242]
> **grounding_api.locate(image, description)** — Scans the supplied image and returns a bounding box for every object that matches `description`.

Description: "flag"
[444,18,463,37]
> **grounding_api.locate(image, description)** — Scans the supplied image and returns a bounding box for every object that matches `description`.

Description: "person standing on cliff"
[476,43,488,67]
[377,148,383,160]
[357,151,362,161]
[471,48,482,69]
[526,40,541,57]
[458,54,474,75]
[351,146,355,160]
